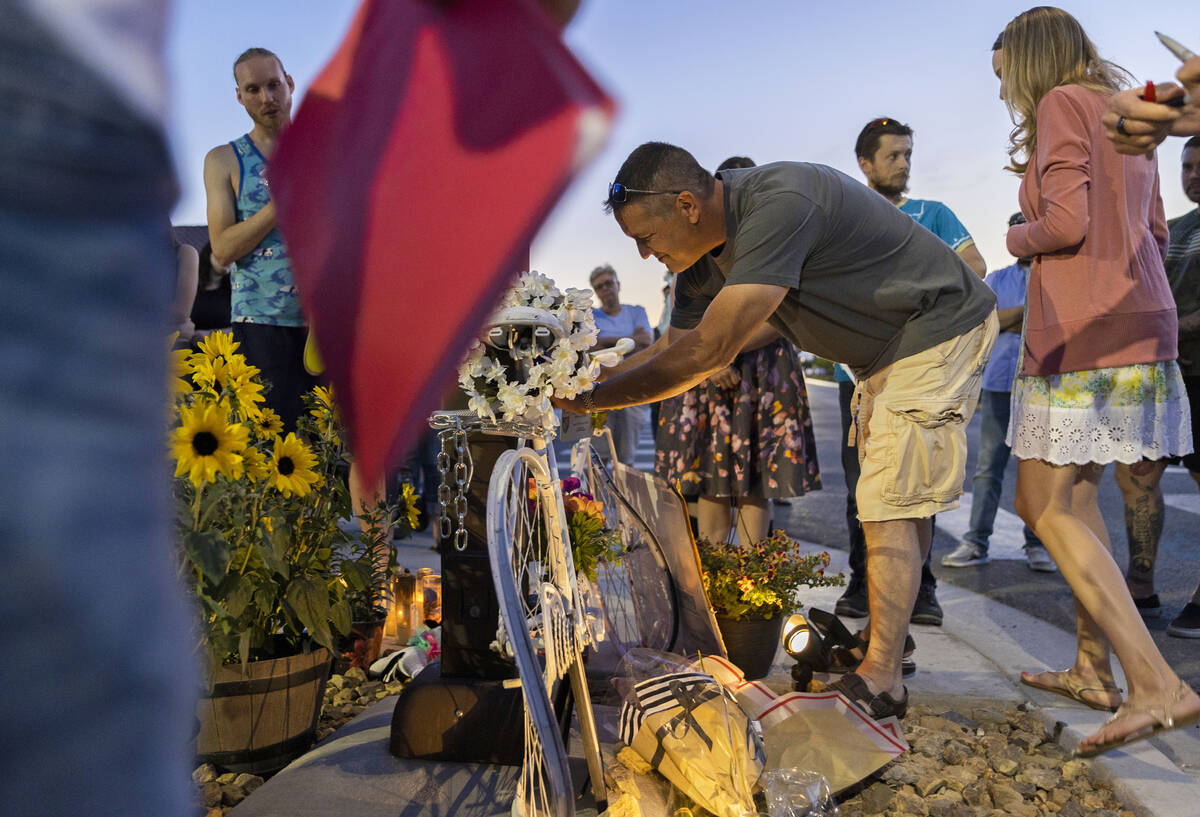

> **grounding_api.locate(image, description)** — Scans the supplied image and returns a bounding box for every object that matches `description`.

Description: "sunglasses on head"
[607,182,684,204]
[865,117,897,130]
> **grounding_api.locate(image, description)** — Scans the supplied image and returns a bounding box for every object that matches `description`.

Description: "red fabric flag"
[270,0,613,483]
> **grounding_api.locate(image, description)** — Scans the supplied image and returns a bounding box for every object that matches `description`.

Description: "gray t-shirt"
[671,162,996,377]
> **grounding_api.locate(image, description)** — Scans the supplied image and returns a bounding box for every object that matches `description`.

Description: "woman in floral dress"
[655,158,820,545]
[996,7,1200,757]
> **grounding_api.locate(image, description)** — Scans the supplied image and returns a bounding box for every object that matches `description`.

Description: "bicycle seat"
[482,306,564,355]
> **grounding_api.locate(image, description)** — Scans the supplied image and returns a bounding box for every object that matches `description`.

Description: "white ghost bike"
[475,308,633,817]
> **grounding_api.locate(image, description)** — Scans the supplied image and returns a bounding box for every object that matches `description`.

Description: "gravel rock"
[326,673,346,690]
[201,782,223,808]
[961,781,992,809]
[941,740,971,765]
[892,788,928,814]
[231,773,264,794]
[220,784,247,807]
[987,746,1023,776]
[344,666,368,683]
[1015,767,1060,790]
[1007,730,1041,751]
[193,763,218,785]
[1060,759,1090,781]
[861,781,894,814]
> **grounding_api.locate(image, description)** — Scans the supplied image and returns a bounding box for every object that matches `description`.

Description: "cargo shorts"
[851,311,998,522]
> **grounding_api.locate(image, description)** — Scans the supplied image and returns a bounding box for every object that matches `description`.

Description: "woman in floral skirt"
[655,156,821,545]
[996,6,1200,757]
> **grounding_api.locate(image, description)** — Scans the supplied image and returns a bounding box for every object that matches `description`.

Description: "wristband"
[582,390,597,413]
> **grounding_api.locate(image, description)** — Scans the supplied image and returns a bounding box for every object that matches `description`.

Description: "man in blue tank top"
[203,47,316,430]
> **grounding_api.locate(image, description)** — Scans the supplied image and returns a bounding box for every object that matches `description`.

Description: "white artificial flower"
[483,357,506,383]
[496,382,528,420]
[466,389,495,421]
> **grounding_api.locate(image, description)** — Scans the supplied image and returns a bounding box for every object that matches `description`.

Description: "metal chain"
[436,429,453,544]
[435,419,474,551]
[453,423,472,551]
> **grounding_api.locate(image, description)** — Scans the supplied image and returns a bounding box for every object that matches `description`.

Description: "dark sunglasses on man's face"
[607,182,683,204]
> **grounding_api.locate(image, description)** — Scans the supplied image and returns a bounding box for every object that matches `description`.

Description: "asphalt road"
[778,378,1200,689]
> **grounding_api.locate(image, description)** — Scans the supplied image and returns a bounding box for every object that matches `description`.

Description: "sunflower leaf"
[285,576,333,652]
[330,598,352,636]
[182,531,230,582]
[223,575,253,619]
[339,559,370,592]
[256,531,289,580]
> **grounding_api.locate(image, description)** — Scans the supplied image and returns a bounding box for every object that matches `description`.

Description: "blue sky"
[167,1,1198,320]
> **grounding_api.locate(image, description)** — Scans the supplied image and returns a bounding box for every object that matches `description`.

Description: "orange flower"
[564,495,584,515]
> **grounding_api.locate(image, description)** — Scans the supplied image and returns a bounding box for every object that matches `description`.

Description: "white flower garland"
[458,271,599,429]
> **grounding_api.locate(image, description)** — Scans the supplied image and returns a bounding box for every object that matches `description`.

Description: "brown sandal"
[1075,681,1200,758]
[1020,669,1123,712]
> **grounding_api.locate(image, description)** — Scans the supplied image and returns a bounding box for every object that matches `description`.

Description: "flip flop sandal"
[830,672,909,720]
[1020,669,1123,712]
[1075,681,1200,758]
[827,632,917,678]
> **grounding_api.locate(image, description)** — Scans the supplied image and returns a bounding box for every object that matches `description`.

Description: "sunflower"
[242,445,270,482]
[252,407,284,439]
[170,347,193,396]
[308,385,340,438]
[197,330,240,364]
[171,402,248,487]
[227,372,266,420]
[188,353,224,392]
[268,433,322,497]
[400,482,421,530]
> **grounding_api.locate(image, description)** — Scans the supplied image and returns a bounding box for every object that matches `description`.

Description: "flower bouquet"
[560,476,623,582]
[458,271,599,429]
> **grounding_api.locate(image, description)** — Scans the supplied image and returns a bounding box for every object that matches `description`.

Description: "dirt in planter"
[192,665,408,816]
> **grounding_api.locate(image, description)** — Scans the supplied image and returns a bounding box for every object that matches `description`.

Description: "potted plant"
[698,531,844,679]
[169,331,414,774]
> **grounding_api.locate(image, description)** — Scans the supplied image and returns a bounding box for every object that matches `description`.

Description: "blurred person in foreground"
[994,7,1199,756]
[0,2,196,814]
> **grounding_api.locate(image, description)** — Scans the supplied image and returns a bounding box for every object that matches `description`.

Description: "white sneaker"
[941,542,989,567]
[1025,546,1057,573]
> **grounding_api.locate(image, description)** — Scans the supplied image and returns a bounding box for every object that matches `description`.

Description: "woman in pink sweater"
[997,6,1199,757]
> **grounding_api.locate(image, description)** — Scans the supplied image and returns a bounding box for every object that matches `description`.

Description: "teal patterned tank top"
[230,134,304,326]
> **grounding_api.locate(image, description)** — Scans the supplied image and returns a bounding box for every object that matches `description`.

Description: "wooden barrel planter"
[196,647,333,776]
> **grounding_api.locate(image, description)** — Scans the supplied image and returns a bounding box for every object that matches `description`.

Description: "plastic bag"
[763,768,838,817]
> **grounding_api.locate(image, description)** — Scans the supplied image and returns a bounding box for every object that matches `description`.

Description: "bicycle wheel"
[577,442,679,654]
[487,447,577,817]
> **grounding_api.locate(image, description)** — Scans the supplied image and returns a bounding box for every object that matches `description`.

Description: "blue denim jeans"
[963,389,1042,552]
[0,8,196,816]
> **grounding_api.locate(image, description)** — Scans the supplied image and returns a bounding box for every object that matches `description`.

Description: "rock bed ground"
[192,681,1141,817]
[837,700,1136,817]
[191,665,406,816]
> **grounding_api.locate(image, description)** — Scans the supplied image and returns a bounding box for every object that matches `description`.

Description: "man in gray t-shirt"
[555,142,996,719]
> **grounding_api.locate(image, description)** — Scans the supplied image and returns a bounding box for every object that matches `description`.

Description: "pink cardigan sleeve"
[1006,87,1091,257]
